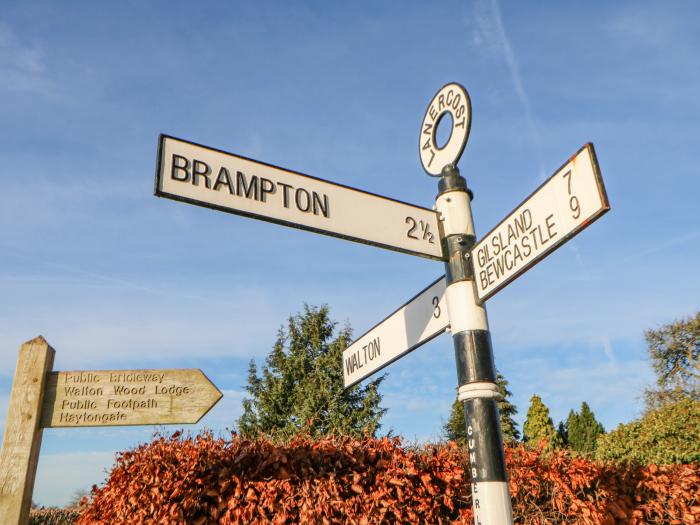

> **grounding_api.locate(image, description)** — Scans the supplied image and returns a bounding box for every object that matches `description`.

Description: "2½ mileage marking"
[405,216,435,244]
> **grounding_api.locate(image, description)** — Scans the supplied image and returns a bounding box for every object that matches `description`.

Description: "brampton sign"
[155,135,444,260]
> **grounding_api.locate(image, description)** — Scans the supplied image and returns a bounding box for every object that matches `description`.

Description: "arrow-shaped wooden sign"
[0,338,225,525]
[40,368,222,428]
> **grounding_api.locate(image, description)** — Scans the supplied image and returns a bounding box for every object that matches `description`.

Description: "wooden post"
[0,336,55,525]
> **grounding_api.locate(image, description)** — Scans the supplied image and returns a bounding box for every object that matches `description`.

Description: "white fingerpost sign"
[472,143,610,302]
[343,277,448,388]
[156,135,444,260]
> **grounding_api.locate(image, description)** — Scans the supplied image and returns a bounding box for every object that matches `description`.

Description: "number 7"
[563,170,573,195]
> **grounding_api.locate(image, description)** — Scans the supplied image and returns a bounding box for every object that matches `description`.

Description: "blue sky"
[1,0,698,506]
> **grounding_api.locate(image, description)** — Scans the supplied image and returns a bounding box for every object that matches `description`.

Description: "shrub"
[78,432,472,524]
[596,398,700,465]
[29,508,79,525]
[508,445,700,524]
[79,432,700,524]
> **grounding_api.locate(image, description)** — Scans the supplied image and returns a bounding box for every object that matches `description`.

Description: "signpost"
[472,143,609,301]
[148,82,610,524]
[0,337,222,525]
[343,277,448,388]
[155,135,444,260]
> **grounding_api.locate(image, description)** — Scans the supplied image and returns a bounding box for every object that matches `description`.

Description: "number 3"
[432,296,441,318]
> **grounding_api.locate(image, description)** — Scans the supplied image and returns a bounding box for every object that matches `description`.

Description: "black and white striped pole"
[421,83,513,524]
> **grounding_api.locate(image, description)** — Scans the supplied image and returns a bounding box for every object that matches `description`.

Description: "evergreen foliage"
[237,305,386,438]
[644,311,700,411]
[565,402,605,454]
[557,419,569,446]
[596,398,700,464]
[523,395,562,450]
[443,400,466,444]
[497,373,520,442]
[443,372,520,443]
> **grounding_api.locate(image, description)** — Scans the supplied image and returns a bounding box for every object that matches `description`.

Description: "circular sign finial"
[419,83,472,176]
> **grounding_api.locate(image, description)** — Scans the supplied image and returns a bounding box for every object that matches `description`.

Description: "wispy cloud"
[0,24,45,72]
[471,0,544,178]
[601,336,616,365]
[2,251,250,308]
[0,23,49,94]
[614,229,700,268]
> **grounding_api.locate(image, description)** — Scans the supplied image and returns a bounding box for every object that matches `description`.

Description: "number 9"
[569,196,581,219]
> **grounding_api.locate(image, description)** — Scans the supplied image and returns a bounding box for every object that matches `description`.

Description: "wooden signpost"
[151,82,610,524]
[0,336,222,525]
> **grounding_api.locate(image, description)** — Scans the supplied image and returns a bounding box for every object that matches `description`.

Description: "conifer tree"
[238,304,386,438]
[443,399,467,444]
[566,402,605,454]
[497,372,520,442]
[557,419,569,446]
[523,394,562,450]
[443,372,520,444]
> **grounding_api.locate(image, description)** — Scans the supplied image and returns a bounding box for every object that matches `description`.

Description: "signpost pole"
[436,165,513,524]
[0,336,55,525]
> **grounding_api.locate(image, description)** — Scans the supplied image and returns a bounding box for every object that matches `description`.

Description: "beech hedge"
[77,432,700,524]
